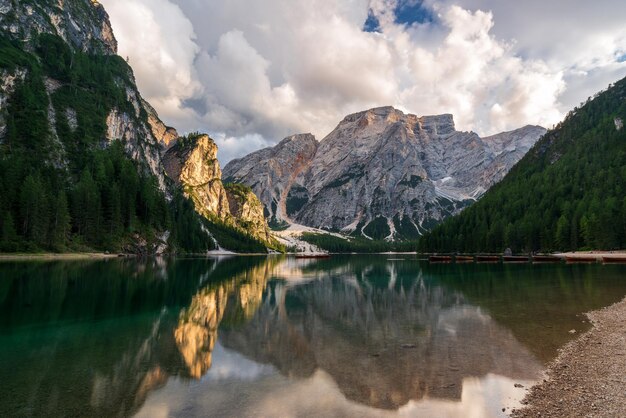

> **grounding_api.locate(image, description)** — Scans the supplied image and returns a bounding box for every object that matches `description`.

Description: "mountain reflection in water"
[1,256,626,417]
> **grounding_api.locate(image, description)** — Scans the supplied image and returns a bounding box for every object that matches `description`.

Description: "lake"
[1,256,625,417]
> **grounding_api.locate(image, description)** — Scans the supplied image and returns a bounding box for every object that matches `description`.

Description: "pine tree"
[50,190,71,249]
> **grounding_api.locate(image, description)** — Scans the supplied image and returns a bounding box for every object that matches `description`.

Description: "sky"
[100,0,626,163]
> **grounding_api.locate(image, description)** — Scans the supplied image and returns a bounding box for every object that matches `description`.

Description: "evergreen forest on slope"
[419,77,626,253]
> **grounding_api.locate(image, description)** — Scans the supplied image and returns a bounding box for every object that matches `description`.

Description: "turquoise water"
[1,256,625,417]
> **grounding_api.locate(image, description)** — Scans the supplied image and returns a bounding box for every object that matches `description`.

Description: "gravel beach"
[511,296,626,417]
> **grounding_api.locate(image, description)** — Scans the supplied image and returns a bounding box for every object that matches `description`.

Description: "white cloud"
[101,0,626,163]
[99,0,201,128]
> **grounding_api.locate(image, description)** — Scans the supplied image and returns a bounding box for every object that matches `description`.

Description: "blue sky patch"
[617,53,626,63]
[363,1,434,33]
[394,0,433,26]
[363,9,381,33]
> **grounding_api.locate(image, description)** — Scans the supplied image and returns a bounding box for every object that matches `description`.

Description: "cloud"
[99,0,201,128]
[101,0,626,163]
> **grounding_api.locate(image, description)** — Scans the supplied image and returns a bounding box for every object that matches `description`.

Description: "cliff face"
[163,134,272,244]
[225,183,272,243]
[0,0,117,54]
[0,0,274,252]
[223,133,318,226]
[163,135,230,220]
[224,107,546,239]
[0,0,172,192]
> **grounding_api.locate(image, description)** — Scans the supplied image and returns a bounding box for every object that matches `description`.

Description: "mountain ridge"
[224,106,546,240]
[0,0,273,253]
[419,77,626,253]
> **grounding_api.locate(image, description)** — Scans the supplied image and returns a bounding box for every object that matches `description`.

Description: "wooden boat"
[429,255,452,263]
[503,256,530,263]
[602,256,626,264]
[565,256,598,263]
[532,255,561,263]
[455,255,474,263]
[476,255,500,263]
[295,254,331,259]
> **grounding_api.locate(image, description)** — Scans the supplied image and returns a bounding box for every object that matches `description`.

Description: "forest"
[0,34,262,253]
[300,232,419,253]
[419,76,626,253]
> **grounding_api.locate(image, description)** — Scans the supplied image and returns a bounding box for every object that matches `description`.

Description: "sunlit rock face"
[164,134,230,220]
[143,99,178,151]
[225,184,272,243]
[163,134,273,244]
[224,107,546,238]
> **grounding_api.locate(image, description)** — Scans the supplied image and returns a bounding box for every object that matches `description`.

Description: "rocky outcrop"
[223,133,318,225]
[224,107,546,239]
[0,0,117,54]
[163,134,273,244]
[225,183,272,243]
[163,134,230,220]
[0,68,27,142]
[105,107,168,192]
[1,0,171,193]
[143,99,178,150]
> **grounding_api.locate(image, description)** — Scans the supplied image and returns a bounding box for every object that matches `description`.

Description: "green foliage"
[223,182,253,198]
[300,232,418,253]
[285,184,309,216]
[176,131,205,149]
[363,216,391,240]
[203,216,267,253]
[393,214,420,239]
[398,174,423,188]
[0,140,172,252]
[0,37,37,71]
[268,217,290,231]
[168,190,217,254]
[420,77,626,253]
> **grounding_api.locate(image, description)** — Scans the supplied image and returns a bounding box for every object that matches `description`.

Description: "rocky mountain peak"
[0,0,118,54]
[163,134,272,244]
[419,114,456,137]
[274,133,318,155]
[225,107,547,240]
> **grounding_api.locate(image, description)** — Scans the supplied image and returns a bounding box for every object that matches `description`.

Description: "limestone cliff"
[223,133,318,226]
[225,183,272,243]
[163,134,230,220]
[224,107,546,239]
[0,0,171,192]
[0,0,275,253]
[0,0,117,55]
[163,134,272,244]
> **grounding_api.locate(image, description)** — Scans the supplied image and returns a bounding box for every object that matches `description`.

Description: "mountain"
[0,0,271,253]
[163,133,272,245]
[224,106,545,240]
[419,77,626,253]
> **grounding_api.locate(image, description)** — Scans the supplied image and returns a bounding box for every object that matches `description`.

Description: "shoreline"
[511,295,626,417]
[554,250,626,260]
[0,253,124,261]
